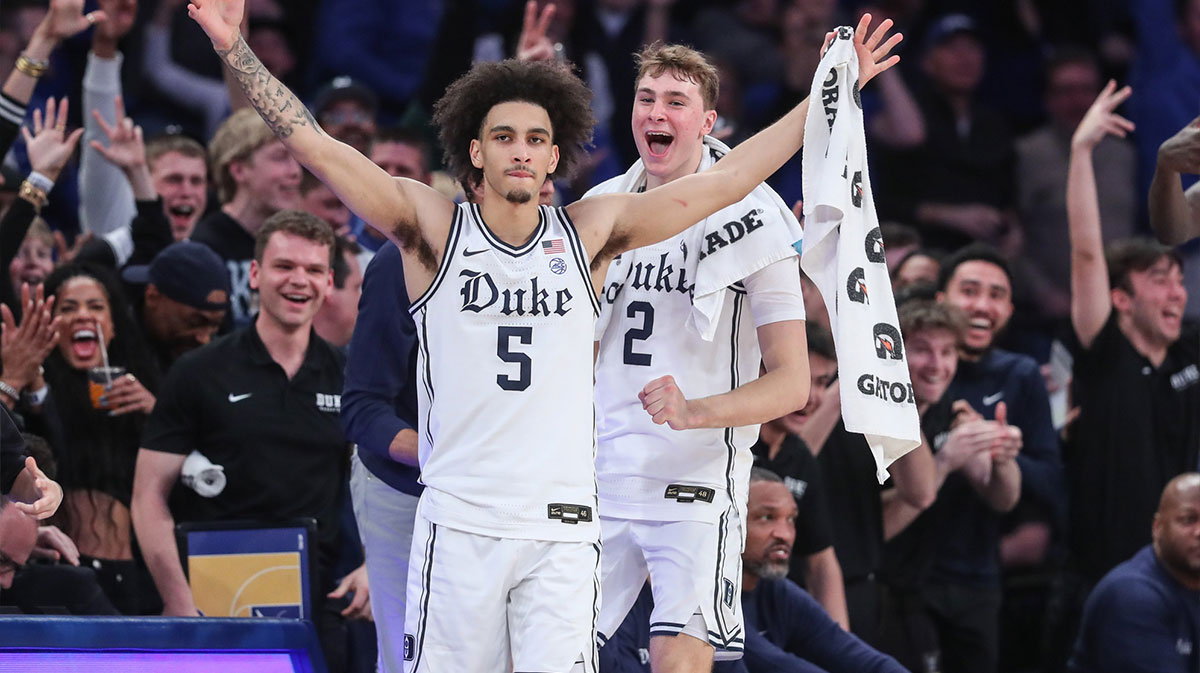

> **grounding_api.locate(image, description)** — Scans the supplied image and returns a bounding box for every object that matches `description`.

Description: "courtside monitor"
[176,518,318,621]
[0,616,327,672]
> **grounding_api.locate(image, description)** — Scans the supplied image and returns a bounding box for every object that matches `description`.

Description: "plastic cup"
[88,366,126,410]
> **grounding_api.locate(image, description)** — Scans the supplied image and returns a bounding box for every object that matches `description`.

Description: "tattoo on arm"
[217,36,322,139]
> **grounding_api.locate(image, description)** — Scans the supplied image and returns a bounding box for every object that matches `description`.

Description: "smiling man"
[589,44,810,673]
[933,243,1063,673]
[132,211,364,672]
[1066,82,1200,587]
[192,109,303,326]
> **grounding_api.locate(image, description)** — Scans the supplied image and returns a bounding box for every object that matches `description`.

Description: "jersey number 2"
[497,326,532,391]
[623,301,655,366]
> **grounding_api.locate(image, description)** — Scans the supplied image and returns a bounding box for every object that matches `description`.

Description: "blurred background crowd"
[0,1,1197,673]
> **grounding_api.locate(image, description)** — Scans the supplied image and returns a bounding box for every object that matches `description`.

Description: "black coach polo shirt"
[1067,316,1200,583]
[142,324,349,577]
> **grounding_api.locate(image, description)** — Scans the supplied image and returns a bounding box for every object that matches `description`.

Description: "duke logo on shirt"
[316,393,341,413]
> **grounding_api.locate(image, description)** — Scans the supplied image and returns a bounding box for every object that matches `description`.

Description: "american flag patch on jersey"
[542,239,565,255]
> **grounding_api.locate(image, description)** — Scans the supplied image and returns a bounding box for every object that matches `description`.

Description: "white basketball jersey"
[593,225,761,523]
[411,203,600,542]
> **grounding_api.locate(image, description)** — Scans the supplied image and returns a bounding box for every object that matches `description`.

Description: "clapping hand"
[0,284,60,392]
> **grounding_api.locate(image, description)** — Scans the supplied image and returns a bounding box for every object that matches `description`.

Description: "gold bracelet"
[18,180,47,209]
[15,53,48,78]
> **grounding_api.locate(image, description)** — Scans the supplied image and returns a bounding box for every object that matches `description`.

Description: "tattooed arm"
[186,0,450,253]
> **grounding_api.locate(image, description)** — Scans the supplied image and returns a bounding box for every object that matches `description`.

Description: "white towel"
[800,28,920,482]
[585,135,804,340]
[181,450,227,498]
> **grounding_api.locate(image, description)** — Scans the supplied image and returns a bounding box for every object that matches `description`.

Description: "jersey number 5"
[497,326,532,391]
[623,301,655,366]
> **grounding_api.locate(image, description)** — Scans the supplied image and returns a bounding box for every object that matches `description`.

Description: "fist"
[639,375,694,431]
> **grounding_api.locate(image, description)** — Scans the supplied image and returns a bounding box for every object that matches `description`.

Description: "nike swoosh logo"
[228,393,253,403]
[982,391,1004,406]
[463,248,490,257]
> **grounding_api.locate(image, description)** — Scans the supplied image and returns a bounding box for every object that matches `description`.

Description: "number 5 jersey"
[410,202,601,543]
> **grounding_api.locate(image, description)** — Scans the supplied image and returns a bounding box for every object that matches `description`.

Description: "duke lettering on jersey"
[459,269,575,316]
[699,209,766,260]
[412,204,599,543]
[603,252,694,303]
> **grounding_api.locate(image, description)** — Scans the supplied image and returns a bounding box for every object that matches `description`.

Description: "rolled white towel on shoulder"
[181,450,226,498]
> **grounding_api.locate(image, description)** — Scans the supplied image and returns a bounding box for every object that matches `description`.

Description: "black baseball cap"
[923,14,980,52]
[313,76,379,120]
[122,241,230,311]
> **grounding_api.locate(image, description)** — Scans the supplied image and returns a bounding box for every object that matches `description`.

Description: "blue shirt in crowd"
[598,580,905,673]
[742,578,907,673]
[1069,545,1200,673]
[933,347,1064,586]
[340,242,422,496]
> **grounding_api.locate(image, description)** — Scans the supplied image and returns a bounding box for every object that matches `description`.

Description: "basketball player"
[188,2,902,670]
[587,45,808,673]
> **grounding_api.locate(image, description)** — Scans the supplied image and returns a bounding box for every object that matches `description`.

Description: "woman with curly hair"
[23,263,161,614]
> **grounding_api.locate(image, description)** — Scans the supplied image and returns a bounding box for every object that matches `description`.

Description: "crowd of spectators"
[0,1,1198,672]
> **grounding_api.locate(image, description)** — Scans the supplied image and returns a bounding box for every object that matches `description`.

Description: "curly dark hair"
[432,59,594,190]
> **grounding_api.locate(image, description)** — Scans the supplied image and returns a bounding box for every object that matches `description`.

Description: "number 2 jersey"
[410,202,601,543]
[590,187,806,525]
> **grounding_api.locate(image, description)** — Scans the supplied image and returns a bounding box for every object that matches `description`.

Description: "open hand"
[37,0,106,43]
[15,457,64,520]
[23,97,85,182]
[90,96,146,173]
[187,0,244,51]
[1071,79,1134,151]
[821,13,903,88]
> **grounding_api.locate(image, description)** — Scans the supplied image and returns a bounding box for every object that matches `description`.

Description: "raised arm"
[78,0,138,237]
[1149,116,1200,245]
[187,0,448,248]
[570,14,902,259]
[1067,81,1133,348]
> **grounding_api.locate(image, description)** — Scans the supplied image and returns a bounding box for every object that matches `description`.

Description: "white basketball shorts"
[403,510,601,672]
[596,510,745,660]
